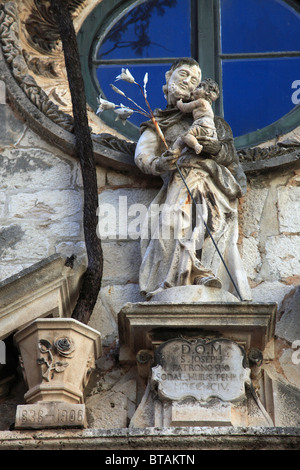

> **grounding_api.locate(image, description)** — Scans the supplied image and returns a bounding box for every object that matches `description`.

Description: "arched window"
[78,0,300,147]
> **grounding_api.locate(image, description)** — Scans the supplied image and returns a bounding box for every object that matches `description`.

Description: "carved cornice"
[238,141,300,174]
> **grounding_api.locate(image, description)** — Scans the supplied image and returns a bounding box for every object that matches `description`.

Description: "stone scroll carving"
[0,1,74,131]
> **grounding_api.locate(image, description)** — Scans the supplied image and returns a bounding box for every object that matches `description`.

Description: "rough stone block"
[265,235,300,278]
[241,187,268,237]
[240,236,261,279]
[0,148,72,190]
[0,223,49,260]
[102,241,140,285]
[170,400,232,426]
[251,281,294,306]
[276,287,300,343]
[0,80,5,104]
[8,190,82,221]
[0,192,6,218]
[98,188,158,241]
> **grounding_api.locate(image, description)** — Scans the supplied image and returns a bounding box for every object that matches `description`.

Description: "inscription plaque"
[152,338,251,402]
[15,402,86,429]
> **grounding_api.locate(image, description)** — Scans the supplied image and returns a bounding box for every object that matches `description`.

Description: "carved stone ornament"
[152,338,251,403]
[0,1,74,131]
[37,336,76,382]
[14,317,102,405]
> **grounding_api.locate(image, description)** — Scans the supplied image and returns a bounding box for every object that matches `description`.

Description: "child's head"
[192,78,219,102]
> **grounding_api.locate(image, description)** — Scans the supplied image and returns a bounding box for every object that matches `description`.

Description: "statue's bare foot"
[194,275,222,288]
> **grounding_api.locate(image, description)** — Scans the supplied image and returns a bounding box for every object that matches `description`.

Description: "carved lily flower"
[115,68,136,84]
[96,95,116,114]
[114,104,134,125]
[110,84,126,97]
[143,72,148,98]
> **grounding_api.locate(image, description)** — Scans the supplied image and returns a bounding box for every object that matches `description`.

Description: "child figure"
[173,78,220,155]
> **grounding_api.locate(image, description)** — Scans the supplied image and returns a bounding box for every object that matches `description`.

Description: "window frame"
[78,0,300,148]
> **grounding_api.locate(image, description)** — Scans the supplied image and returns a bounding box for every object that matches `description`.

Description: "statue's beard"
[169,82,190,102]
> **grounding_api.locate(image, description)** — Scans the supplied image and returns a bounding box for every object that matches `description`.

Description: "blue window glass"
[93,0,191,133]
[219,0,300,142]
[82,0,300,145]
[222,57,300,136]
[220,0,300,54]
[97,0,191,60]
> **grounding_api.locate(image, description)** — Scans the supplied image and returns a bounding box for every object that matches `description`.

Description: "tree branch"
[50,0,103,324]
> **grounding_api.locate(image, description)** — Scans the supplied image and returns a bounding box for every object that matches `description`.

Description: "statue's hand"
[156,149,179,172]
[176,99,184,111]
[196,136,221,156]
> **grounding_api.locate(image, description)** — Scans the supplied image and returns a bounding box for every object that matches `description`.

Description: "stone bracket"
[118,301,277,363]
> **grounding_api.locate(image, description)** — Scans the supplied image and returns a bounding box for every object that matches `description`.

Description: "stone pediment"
[0,254,85,341]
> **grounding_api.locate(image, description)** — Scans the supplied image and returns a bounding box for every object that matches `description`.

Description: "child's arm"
[177,98,203,113]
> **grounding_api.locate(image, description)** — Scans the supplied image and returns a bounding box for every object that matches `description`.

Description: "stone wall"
[0,83,299,432]
[0,92,85,280]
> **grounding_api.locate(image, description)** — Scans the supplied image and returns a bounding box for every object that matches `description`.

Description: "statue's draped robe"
[134,107,252,301]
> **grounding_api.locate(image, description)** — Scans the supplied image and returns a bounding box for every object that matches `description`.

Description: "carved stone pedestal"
[118,296,277,428]
[14,318,102,429]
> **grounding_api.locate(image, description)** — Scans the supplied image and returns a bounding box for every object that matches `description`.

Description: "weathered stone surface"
[8,189,82,221]
[241,187,268,237]
[89,284,144,346]
[151,285,239,303]
[279,348,300,389]
[0,80,5,104]
[277,186,300,234]
[0,104,26,147]
[241,236,261,279]
[98,188,158,241]
[1,426,300,450]
[272,380,300,427]
[0,148,73,190]
[102,241,141,285]
[170,400,232,426]
[265,235,300,278]
[85,391,128,429]
[251,281,294,307]
[276,287,300,343]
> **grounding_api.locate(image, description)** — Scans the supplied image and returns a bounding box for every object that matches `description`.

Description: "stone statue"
[134,58,252,301]
[173,78,219,156]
